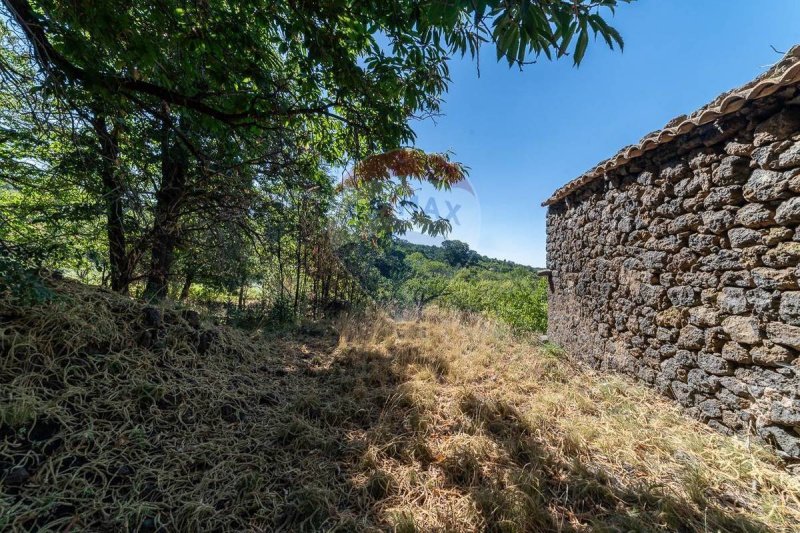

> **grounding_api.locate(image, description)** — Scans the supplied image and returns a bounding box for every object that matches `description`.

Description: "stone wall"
[546,87,800,464]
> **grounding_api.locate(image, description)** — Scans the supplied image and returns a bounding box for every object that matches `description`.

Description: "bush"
[0,244,52,305]
[441,275,548,333]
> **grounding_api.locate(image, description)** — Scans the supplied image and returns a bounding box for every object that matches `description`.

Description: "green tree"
[1,0,631,303]
[441,240,476,267]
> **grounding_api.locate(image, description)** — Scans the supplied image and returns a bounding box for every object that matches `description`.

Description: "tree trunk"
[312,241,320,319]
[143,122,188,301]
[276,228,284,299]
[331,271,339,301]
[300,241,309,306]
[92,114,130,295]
[293,199,303,316]
[179,269,194,301]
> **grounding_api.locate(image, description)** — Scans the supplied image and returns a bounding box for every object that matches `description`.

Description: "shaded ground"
[1,280,799,531]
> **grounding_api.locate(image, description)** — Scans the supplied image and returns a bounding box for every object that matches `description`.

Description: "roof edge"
[542,45,800,207]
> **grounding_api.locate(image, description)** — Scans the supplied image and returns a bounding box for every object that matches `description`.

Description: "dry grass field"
[1,280,799,531]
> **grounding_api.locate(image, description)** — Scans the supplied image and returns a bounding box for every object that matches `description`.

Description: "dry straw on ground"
[1,280,799,531]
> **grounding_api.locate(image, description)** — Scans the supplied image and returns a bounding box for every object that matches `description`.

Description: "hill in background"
[367,239,548,332]
[393,240,541,274]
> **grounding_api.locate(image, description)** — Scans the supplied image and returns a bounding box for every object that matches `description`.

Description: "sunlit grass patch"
[346,307,800,531]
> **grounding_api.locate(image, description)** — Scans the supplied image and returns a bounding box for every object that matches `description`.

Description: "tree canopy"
[1,0,631,309]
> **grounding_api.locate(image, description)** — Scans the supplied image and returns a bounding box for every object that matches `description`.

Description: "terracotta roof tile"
[542,46,800,207]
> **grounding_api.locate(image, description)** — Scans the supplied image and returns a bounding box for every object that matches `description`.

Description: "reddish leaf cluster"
[347,148,466,189]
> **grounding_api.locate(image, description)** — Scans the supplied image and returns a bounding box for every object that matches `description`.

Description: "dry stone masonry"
[544,50,800,465]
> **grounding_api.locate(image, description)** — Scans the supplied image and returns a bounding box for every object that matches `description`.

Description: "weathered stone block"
[725,140,753,157]
[752,143,780,168]
[701,210,736,234]
[697,352,734,376]
[638,315,657,336]
[721,409,747,431]
[753,106,800,146]
[705,326,727,351]
[738,245,767,270]
[688,234,718,253]
[735,366,789,391]
[704,186,743,209]
[670,380,694,406]
[667,286,697,307]
[661,357,686,381]
[721,316,761,344]
[779,292,800,326]
[654,235,684,253]
[637,283,666,306]
[656,199,684,218]
[758,426,800,458]
[717,287,749,315]
[752,268,798,290]
[637,366,656,384]
[689,149,718,169]
[641,188,665,208]
[699,249,742,271]
[659,343,678,359]
[768,400,800,426]
[743,169,790,202]
[674,175,707,198]
[747,288,781,319]
[719,376,750,396]
[708,419,735,435]
[720,270,753,288]
[636,171,655,186]
[751,344,794,366]
[678,325,705,350]
[775,196,800,225]
[669,213,702,233]
[789,171,800,193]
[641,251,667,271]
[656,327,678,342]
[762,241,800,268]
[775,140,800,169]
[660,161,690,183]
[689,306,721,327]
[669,249,701,272]
[697,398,723,420]
[688,368,719,394]
[701,288,719,306]
[716,387,749,410]
[763,227,794,246]
[721,342,752,363]
[712,155,750,185]
[734,203,775,228]
[655,307,687,328]
[727,227,761,248]
[766,322,800,350]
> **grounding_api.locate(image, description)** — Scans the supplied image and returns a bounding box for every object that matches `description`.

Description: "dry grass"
[1,280,799,531]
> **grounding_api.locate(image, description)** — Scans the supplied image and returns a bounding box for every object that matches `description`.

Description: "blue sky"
[409,0,800,267]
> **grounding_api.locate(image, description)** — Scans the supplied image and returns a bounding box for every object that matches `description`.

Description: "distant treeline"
[367,240,548,333]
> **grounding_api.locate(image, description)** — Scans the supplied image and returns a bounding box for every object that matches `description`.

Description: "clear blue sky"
[410,0,800,267]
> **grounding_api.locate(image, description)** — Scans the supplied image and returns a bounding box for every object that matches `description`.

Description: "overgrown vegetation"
[1,0,628,317]
[369,240,548,332]
[1,281,798,531]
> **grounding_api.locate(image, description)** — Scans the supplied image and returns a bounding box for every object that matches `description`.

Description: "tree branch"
[3,0,346,126]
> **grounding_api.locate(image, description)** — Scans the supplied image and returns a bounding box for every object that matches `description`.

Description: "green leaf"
[574,26,589,65]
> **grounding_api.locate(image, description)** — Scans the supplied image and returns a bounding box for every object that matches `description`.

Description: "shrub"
[441,275,548,333]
